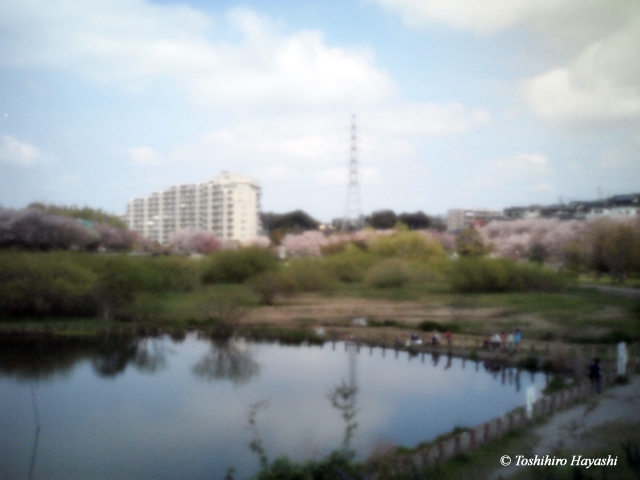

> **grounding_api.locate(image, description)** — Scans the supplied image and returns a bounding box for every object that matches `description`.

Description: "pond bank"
[0,317,632,377]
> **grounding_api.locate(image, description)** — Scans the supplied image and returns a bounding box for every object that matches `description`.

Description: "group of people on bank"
[405,331,454,348]
[483,329,522,352]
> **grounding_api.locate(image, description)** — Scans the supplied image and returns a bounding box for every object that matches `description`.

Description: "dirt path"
[490,376,640,479]
[582,284,640,300]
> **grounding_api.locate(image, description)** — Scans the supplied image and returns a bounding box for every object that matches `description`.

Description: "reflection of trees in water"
[132,338,170,373]
[0,335,172,380]
[91,337,170,377]
[91,338,138,377]
[192,339,260,385]
[0,337,98,381]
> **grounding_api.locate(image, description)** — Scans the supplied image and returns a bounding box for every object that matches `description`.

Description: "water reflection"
[28,383,41,480]
[331,341,359,452]
[91,337,140,377]
[192,337,260,385]
[0,336,95,380]
[0,335,547,480]
[0,335,173,380]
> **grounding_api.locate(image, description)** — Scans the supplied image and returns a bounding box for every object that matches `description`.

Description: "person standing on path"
[589,358,602,393]
[514,328,522,352]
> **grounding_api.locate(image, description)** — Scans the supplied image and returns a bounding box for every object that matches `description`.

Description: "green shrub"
[455,227,489,257]
[248,272,282,305]
[543,375,567,394]
[369,230,446,263]
[0,251,98,317]
[0,251,200,319]
[202,248,278,284]
[323,244,374,283]
[615,375,630,385]
[282,258,336,292]
[417,320,462,333]
[449,257,564,293]
[78,254,199,293]
[137,256,199,292]
[205,289,254,337]
[365,259,413,288]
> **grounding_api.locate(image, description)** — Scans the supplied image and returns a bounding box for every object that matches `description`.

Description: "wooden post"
[483,422,491,443]
[469,429,477,450]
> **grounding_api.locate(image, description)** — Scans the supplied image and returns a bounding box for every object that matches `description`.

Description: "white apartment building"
[125,172,261,244]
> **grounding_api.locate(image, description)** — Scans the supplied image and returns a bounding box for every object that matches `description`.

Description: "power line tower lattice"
[341,114,363,231]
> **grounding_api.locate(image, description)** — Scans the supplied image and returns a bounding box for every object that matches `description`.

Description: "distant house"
[446,208,504,233]
[502,193,640,222]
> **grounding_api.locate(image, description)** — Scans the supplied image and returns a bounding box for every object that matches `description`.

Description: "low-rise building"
[505,193,640,222]
[446,208,504,233]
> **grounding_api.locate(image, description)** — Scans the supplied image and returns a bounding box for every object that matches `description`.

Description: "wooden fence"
[374,375,612,474]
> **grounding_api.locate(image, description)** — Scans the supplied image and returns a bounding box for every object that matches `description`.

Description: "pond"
[0,333,546,479]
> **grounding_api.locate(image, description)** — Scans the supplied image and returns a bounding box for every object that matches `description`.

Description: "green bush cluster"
[202,248,278,284]
[369,230,446,263]
[83,255,200,293]
[253,451,363,480]
[281,258,336,292]
[247,258,336,304]
[0,251,98,317]
[365,258,413,288]
[449,257,564,293]
[0,251,199,319]
[323,244,374,283]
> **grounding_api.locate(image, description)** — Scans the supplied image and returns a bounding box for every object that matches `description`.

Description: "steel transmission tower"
[341,114,363,231]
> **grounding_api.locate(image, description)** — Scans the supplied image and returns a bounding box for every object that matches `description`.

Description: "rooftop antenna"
[341,114,363,231]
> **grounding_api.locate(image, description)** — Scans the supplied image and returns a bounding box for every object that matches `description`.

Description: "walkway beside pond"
[489,375,640,479]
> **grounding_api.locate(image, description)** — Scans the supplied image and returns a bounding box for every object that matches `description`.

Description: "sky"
[0,0,639,222]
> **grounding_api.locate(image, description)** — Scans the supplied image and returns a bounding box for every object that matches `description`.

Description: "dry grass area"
[237,291,639,372]
[246,295,426,325]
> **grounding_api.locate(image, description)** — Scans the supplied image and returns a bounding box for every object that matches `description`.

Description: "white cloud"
[165,103,488,171]
[369,0,634,39]
[522,20,640,125]
[372,0,640,127]
[0,1,394,108]
[127,146,162,166]
[0,135,47,165]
